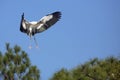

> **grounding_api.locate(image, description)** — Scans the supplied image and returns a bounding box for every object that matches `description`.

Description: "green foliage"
[50,56,120,80]
[50,68,73,80]
[0,43,40,80]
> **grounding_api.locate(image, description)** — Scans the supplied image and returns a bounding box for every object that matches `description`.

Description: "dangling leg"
[34,35,39,48]
[29,36,32,49]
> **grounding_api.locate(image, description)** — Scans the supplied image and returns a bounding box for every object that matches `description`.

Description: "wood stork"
[20,11,61,48]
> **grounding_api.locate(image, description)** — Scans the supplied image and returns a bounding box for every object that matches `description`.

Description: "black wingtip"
[52,11,62,19]
[22,12,24,19]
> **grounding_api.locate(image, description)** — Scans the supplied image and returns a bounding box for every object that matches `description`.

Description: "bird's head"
[27,27,33,37]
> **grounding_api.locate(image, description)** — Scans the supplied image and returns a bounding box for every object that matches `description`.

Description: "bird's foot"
[36,45,39,48]
[29,45,32,49]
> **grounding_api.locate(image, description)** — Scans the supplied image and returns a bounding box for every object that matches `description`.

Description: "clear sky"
[0,0,120,80]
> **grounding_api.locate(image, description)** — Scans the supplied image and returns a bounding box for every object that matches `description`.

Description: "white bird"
[20,11,61,48]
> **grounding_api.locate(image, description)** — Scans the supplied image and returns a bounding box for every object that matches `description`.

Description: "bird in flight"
[20,11,61,48]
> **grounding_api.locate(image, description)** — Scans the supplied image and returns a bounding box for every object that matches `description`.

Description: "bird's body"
[20,11,61,48]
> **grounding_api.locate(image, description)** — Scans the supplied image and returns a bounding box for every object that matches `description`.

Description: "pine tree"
[50,68,73,80]
[50,56,120,80]
[0,43,40,80]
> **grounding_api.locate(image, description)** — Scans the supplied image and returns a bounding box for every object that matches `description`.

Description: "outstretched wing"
[35,11,61,33]
[20,13,29,33]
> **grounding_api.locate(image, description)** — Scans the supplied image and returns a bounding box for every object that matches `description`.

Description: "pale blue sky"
[0,0,120,80]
